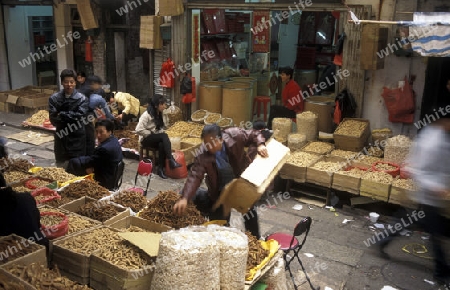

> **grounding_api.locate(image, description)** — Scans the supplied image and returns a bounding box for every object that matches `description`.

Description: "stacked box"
[306,156,346,188]
[0,234,46,270]
[333,118,370,152]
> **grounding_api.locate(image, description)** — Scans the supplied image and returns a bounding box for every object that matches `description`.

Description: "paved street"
[0,111,449,290]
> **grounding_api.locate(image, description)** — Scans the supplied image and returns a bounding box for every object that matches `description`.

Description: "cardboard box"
[158,0,184,16]
[388,186,416,208]
[306,156,346,188]
[140,16,163,49]
[61,196,131,226]
[179,142,202,165]
[215,139,290,214]
[301,140,335,155]
[52,227,106,284]
[0,267,35,289]
[333,118,370,152]
[360,173,391,202]
[361,25,389,70]
[17,93,49,108]
[108,216,171,232]
[0,234,46,270]
[332,162,369,195]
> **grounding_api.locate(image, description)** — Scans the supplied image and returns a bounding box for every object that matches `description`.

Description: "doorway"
[420,57,450,120]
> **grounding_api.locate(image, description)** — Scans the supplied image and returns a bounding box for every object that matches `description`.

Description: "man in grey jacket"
[405,118,450,286]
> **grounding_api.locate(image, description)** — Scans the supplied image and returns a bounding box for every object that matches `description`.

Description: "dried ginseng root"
[139,190,206,229]
[245,231,270,280]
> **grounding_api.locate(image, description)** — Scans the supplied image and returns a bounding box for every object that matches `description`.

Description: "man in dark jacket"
[66,119,123,190]
[173,124,268,238]
[49,69,89,168]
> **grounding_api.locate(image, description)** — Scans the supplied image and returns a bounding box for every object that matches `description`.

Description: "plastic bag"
[180,75,193,94]
[40,212,69,240]
[381,77,415,123]
[31,187,61,205]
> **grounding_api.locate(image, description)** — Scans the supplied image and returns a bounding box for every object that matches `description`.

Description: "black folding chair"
[266,216,319,290]
[111,160,125,191]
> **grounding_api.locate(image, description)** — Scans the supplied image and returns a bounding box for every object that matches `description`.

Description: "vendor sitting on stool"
[267,66,304,129]
[173,124,269,238]
[66,119,123,190]
[135,94,181,179]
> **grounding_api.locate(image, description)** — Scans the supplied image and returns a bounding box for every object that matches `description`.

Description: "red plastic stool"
[252,96,272,121]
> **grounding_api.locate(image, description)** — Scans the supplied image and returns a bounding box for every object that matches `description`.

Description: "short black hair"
[279,66,294,79]
[0,173,6,187]
[253,119,267,130]
[60,69,77,82]
[95,119,114,133]
[201,124,222,139]
[87,75,103,85]
[77,71,86,78]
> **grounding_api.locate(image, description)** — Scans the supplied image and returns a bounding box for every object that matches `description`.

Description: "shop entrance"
[420,57,450,120]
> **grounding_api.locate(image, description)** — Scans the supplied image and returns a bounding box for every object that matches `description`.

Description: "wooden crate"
[360,25,389,70]
[52,227,107,284]
[306,156,346,188]
[90,253,154,290]
[389,186,417,209]
[0,267,35,290]
[108,216,171,232]
[60,196,131,226]
[333,118,370,152]
[0,234,46,269]
[158,0,184,16]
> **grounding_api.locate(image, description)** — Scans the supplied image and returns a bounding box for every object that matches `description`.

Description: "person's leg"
[267,105,280,130]
[421,204,450,280]
[244,206,260,238]
[267,105,296,129]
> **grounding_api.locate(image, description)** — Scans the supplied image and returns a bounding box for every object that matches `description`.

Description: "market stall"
[0,156,287,289]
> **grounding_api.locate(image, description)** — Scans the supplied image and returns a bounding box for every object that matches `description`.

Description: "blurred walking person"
[405,118,450,287]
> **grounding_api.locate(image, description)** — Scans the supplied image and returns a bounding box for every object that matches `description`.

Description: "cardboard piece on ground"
[118,232,162,257]
[7,131,53,145]
[214,139,290,215]
[350,196,379,206]
[294,197,326,208]
[240,138,290,193]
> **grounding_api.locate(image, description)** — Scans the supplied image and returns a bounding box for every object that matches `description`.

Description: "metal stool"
[252,96,272,121]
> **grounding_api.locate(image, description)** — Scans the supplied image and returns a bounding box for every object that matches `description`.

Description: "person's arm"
[62,95,89,122]
[121,94,132,115]
[174,158,206,215]
[48,94,63,127]
[135,113,155,137]
[240,128,268,156]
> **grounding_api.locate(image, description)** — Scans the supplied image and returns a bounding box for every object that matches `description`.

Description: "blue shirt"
[215,144,235,192]
[89,93,114,120]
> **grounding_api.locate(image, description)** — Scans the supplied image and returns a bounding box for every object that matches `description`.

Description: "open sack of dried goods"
[245,231,280,282]
[58,178,110,199]
[29,166,78,186]
[272,118,292,143]
[150,229,221,290]
[191,109,209,123]
[384,135,412,165]
[151,226,252,290]
[0,157,33,172]
[106,189,148,213]
[31,187,61,205]
[296,111,318,141]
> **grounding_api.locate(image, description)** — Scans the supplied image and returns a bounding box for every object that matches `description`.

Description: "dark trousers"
[85,122,95,156]
[122,113,137,126]
[141,132,172,167]
[267,105,296,130]
[193,188,261,238]
[420,204,450,278]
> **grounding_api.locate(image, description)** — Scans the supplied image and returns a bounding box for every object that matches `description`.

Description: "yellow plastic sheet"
[246,239,280,281]
[28,167,43,174]
[59,174,94,188]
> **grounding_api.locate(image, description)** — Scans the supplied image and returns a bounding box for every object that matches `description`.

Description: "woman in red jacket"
[267,67,304,129]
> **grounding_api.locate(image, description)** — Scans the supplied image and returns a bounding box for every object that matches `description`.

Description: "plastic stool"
[253,96,272,122]
[139,145,158,173]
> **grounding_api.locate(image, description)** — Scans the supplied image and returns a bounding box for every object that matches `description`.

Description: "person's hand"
[116,114,123,120]
[257,144,268,158]
[85,167,94,174]
[173,198,188,215]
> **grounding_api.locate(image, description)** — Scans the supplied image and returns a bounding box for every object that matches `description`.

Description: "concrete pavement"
[0,111,449,290]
